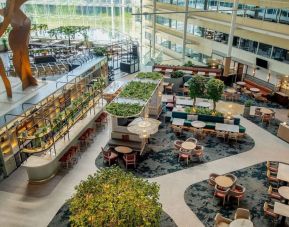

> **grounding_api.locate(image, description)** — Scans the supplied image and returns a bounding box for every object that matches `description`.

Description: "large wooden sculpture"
[0,0,37,98]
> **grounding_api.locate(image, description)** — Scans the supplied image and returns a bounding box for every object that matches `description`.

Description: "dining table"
[260,108,273,115]
[278,186,289,201]
[277,163,289,183]
[236,81,246,86]
[172,118,185,126]
[181,141,196,150]
[191,121,206,128]
[215,175,234,188]
[229,219,254,227]
[226,88,237,94]
[215,123,239,133]
[196,101,211,108]
[274,202,289,225]
[115,146,133,154]
[250,88,260,93]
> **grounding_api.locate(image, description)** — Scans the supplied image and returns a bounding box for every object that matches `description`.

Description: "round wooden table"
[115,146,133,154]
[191,121,206,128]
[278,186,289,200]
[196,102,211,108]
[229,219,253,227]
[260,108,273,115]
[215,176,234,188]
[181,142,196,150]
[237,81,246,86]
[226,88,237,94]
[250,88,260,93]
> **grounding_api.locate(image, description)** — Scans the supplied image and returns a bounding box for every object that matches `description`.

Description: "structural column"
[182,0,189,64]
[224,0,239,76]
[152,0,156,59]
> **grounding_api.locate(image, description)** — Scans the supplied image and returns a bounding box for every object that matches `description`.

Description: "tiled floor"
[0,74,288,227]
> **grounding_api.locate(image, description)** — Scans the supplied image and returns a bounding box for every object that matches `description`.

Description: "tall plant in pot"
[206,78,224,112]
[243,100,253,117]
[168,70,184,92]
[188,75,206,107]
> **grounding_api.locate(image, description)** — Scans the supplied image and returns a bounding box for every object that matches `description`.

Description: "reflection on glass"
[257,43,272,58]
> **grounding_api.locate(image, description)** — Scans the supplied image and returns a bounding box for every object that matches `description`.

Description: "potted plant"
[188,75,206,107]
[167,70,184,92]
[243,100,253,117]
[206,78,224,112]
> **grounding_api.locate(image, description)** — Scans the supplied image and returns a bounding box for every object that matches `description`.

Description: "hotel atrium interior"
[0,0,289,226]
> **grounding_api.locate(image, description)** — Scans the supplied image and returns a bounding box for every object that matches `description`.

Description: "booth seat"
[172,111,246,133]
[244,79,272,97]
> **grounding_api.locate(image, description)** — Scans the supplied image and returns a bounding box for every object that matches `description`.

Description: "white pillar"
[152,0,156,59]
[111,0,115,38]
[121,0,125,33]
[182,0,189,64]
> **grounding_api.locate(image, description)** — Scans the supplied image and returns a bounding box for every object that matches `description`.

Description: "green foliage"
[93,77,107,90]
[119,81,157,101]
[185,107,223,117]
[105,103,143,117]
[170,70,184,78]
[69,166,162,227]
[183,60,194,67]
[206,78,224,111]
[188,75,207,106]
[93,47,107,56]
[136,72,162,80]
[48,26,90,44]
[244,100,254,107]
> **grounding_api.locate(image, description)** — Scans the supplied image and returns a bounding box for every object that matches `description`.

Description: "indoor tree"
[69,166,162,227]
[188,75,207,107]
[206,78,224,112]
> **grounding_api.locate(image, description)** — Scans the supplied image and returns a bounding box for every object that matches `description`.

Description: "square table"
[274,202,289,218]
[215,123,239,133]
[277,163,289,183]
[172,118,185,126]
[176,98,194,106]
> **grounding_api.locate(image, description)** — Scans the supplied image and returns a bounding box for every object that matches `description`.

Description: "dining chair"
[228,184,246,206]
[255,108,262,118]
[234,208,251,220]
[102,147,118,166]
[186,137,198,144]
[173,140,183,155]
[123,153,137,169]
[269,109,276,119]
[266,161,278,173]
[263,202,279,225]
[214,185,230,206]
[262,114,272,125]
[216,130,226,141]
[267,185,282,201]
[192,145,204,162]
[178,150,192,165]
[267,170,280,187]
[195,128,205,139]
[208,173,220,187]
[228,132,239,142]
[172,126,183,137]
[214,213,232,227]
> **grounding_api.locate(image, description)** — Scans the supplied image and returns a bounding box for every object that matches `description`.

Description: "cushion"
[187,114,198,121]
[239,125,246,133]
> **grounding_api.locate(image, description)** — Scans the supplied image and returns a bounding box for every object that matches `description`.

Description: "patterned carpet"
[48,202,177,227]
[95,123,255,178]
[184,162,289,227]
[244,115,282,138]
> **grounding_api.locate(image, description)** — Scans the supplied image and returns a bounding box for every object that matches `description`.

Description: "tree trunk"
[193,97,196,107]
[213,102,216,112]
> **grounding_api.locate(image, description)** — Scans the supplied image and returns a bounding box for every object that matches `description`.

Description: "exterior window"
[272,47,289,63]
[257,43,272,58]
[188,0,196,8]
[239,39,258,53]
[232,37,240,47]
[280,10,289,24]
[264,8,278,22]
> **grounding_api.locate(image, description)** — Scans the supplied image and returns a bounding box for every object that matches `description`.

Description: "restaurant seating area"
[185,162,289,227]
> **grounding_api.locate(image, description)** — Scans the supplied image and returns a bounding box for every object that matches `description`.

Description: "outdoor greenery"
[183,60,194,67]
[244,100,254,107]
[105,103,143,117]
[185,107,223,117]
[188,75,207,106]
[93,47,107,56]
[170,70,184,78]
[119,81,157,101]
[48,26,90,45]
[69,167,162,227]
[136,72,162,80]
[206,78,224,111]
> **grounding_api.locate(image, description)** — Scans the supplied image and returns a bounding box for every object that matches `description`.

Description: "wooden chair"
[262,114,272,125]
[216,130,226,141]
[123,153,137,169]
[228,184,246,206]
[225,174,237,187]
[268,185,282,201]
[266,161,278,173]
[102,147,118,166]
[186,137,198,144]
[173,140,183,155]
[263,202,279,225]
[267,170,280,186]
[208,173,220,187]
[255,108,262,118]
[228,132,239,142]
[165,83,173,94]
[234,208,251,220]
[214,213,232,227]
[172,126,183,137]
[192,145,204,162]
[178,150,192,165]
[182,87,189,96]
[214,185,230,206]
[195,128,205,139]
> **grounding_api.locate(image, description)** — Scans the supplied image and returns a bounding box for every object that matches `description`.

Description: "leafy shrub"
[105,102,143,117]
[69,166,162,227]
[188,75,207,106]
[119,81,157,101]
[206,78,224,111]
[170,71,184,78]
[244,100,254,107]
[183,60,194,67]
[136,72,162,80]
[93,47,107,56]
[185,106,223,117]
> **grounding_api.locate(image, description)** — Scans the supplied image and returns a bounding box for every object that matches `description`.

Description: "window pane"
[257,43,272,58]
